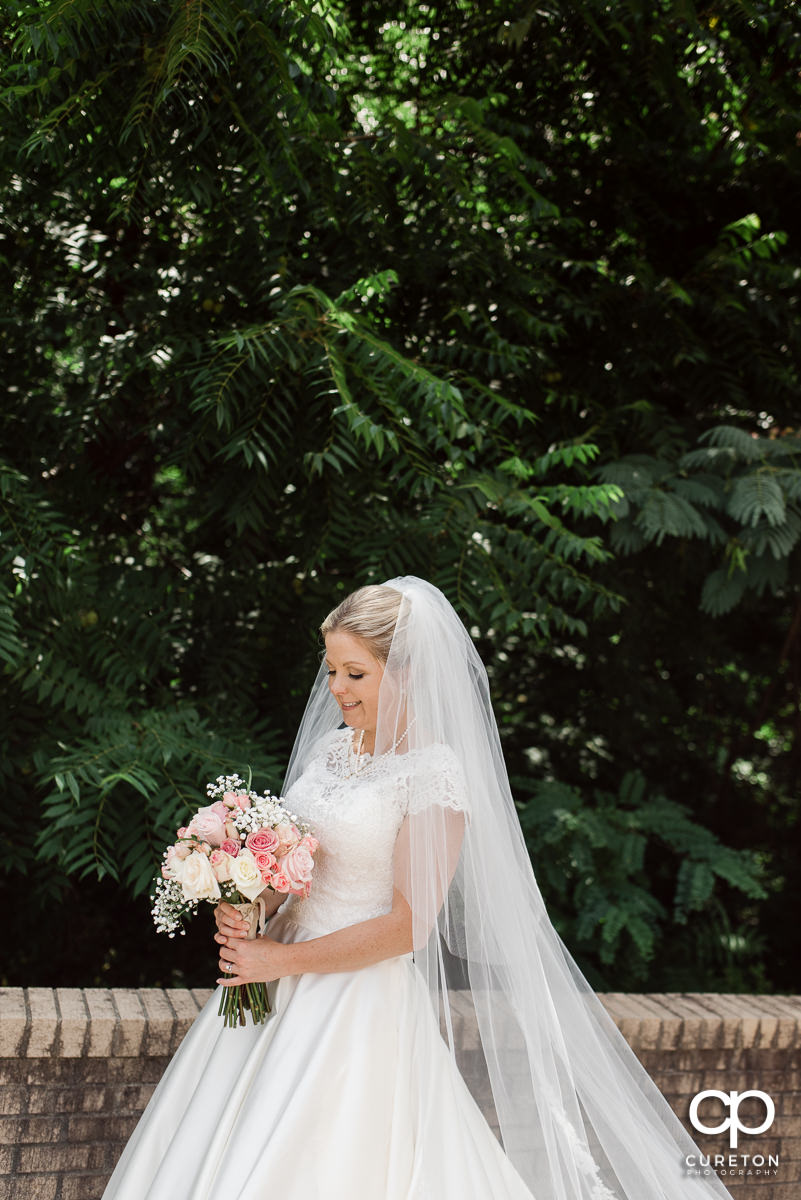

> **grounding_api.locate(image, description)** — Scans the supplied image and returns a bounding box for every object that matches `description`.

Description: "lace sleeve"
[402,744,470,817]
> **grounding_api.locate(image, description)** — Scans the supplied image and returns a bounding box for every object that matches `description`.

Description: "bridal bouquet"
[151,774,318,1027]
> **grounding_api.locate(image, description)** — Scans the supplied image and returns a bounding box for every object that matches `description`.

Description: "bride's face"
[324,631,384,744]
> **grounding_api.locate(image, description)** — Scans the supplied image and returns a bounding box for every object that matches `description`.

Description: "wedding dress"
[102,728,534,1199]
[105,576,733,1200]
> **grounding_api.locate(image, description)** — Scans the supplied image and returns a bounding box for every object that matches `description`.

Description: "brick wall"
[1,989,799,1200]
[602,993,801,1200]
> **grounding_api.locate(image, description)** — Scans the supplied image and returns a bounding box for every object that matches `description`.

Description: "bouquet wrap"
[232,896,269,940]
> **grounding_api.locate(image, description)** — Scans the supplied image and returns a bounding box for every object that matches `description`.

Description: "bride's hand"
[216,933,290,987]
[214,901,248,942]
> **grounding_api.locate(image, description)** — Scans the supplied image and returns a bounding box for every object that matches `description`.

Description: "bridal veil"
[283,576,732,1200]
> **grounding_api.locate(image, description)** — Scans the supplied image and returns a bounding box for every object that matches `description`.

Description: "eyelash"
[327,670,364,680]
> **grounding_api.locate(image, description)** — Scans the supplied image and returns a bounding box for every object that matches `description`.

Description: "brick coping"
[2,988,799,1059]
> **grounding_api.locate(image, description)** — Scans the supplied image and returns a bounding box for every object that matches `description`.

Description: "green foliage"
[515,771,766,988]
[1,0,799,989]
[598,426,801,615]
[34,709,283,895]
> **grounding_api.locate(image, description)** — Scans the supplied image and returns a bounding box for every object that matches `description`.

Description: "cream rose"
[209,849,233,883]
[229,848,267,901]
[175,850,221,903]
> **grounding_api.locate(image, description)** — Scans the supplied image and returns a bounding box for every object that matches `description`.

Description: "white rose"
[176,850,221,903]
[229,848,267,901]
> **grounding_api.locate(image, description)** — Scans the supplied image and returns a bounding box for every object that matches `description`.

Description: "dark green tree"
[2,0,798,989]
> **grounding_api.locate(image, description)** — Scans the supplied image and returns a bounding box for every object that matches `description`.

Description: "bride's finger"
[218,919,247,939]
[217,954,241,984]
[214,902,244,929]
[217,972,241,987]
[215,907,246,931]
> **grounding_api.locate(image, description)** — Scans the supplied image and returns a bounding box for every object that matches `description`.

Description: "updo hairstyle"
[320,585,403,664]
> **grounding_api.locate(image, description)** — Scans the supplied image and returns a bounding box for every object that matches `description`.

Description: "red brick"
[55,988,90,1058]
[52,1087,109,1114]
[0,1115,63,1144]
[22,1060,90,1086]
[0,1085,27,1114]
[0,1178,58,1200]
[106,1082,157,1113]
[109,989,144,1057]
[137,991,174,1057]
[105,1057,170,1083]
[16,1143,106,1173]
[66,1114,139,1143]
[83,990,116,1058]
[742,1047,801,1071]
[66,1059,113,1085]
[59,1174,110,1199]
[24,989,58,1058]
[0,1060,27,1085]
[0,991,26,1059]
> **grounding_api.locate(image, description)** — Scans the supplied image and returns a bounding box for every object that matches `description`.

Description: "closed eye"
[327,670,364,680]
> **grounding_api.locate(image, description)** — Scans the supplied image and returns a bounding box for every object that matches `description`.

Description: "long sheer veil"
[284,576,732,1200]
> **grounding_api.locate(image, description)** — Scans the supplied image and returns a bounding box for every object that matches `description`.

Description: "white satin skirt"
[102,913,534,1199]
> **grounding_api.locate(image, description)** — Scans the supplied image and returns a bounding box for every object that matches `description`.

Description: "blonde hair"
[321,585,403,664]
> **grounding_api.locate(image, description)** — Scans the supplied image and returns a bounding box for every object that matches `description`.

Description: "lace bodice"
[279,728,468,935]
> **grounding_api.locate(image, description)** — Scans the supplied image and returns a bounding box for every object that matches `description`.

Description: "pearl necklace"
[346,718,417,776]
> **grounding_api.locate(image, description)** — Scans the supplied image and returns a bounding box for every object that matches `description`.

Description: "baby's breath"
[151,876,196,936]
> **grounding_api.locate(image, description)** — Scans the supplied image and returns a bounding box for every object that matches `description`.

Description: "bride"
[103,577,732,1199]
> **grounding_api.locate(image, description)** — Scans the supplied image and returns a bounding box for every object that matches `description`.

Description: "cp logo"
[689,1090,775,1149]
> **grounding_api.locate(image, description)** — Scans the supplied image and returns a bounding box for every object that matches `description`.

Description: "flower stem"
[217,982,271,1028]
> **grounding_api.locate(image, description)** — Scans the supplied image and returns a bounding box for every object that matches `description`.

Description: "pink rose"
[222,789,250,811]
[209,849,233,883]
[300,834,319,854]
[220,838,240,858]
[270,872,292,893]
[173,842,192,861]
[253,850,277,878]
[245,829,279,855]
[209,800,228,820]
[187,805,226,847]
[177,827,189,839]
[274,822,300,857]
[278,844,315,887]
